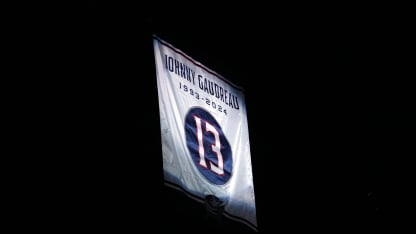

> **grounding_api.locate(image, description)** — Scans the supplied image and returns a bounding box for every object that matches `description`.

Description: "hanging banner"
[153,35,257,231]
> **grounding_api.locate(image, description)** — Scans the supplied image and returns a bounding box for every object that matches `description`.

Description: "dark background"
[22,2,414,233]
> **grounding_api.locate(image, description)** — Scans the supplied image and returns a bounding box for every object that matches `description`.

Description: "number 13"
[194,116,224,175]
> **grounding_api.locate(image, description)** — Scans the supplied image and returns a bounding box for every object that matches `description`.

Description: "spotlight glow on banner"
[153,35,257,231]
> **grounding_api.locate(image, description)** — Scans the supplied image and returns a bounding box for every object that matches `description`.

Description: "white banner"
[153,35,257,231]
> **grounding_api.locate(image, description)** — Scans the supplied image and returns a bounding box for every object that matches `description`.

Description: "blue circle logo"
[185,107,232,185]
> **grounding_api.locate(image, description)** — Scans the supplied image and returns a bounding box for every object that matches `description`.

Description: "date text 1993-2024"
[179,82,227,115]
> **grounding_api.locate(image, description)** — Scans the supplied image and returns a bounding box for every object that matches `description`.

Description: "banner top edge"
[152,34,245,92]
